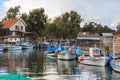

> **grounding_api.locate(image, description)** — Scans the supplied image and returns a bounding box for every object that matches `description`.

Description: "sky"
[0,0,120,30]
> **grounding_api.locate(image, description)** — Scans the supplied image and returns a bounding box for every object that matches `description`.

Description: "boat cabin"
[89,47,101,58]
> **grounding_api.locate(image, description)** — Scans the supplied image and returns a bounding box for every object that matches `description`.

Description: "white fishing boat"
[78,46,109,66]
[57,46,76,60]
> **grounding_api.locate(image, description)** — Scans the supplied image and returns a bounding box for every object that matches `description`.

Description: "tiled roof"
[2,19,19,29]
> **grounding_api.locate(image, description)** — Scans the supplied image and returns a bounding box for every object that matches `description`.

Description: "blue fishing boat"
[109,56,120,72]
[21,41,35,49]
[0,45,4,51]
[109,37,120,72]
[57,46,77,60]
[7,44,22,51]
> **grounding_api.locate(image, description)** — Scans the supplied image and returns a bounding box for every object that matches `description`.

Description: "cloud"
[3,0,79,19]
[2,0,120,30]
[0,12,5,21]
[110,19,120,30]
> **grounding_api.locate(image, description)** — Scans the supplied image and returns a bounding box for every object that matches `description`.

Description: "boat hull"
[7,46,22,51]
[110,59,120,72]
[22,45,34,49]
[80,57,109,66]
[58,53,76,60]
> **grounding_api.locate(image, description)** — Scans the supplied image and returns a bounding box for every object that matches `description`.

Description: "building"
[100,33,113,56]
[2,18,31,43]
[113,33,120,55]
[77,32,114,56]
[77,32,101,55]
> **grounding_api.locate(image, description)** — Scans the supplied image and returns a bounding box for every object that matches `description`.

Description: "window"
[21,26,23,30]
[15,26,19,30]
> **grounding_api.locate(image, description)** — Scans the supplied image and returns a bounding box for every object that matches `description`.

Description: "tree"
[20,13,28,23]
[46,23,57,38]
[52,16,71,39]
[62,12,69,23]
[61,11,83,38]
[0,21,4,36]
[27,8,48,36]
[103,25,115,33]
[117,22,120,33]
[94,24,104,33]
[82,22,96,33]
[69,11,83,28]
[5,5,21,19]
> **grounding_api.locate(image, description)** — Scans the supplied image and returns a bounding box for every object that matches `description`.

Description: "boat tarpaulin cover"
[0,74,31,80]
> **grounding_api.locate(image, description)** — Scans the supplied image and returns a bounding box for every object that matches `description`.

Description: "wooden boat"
[78,46,109,66]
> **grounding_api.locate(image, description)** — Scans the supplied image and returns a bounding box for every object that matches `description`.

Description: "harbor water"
[0,48,120,80]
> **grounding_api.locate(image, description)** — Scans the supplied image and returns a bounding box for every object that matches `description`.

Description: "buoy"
[54,51,58,55]
[79,57,84,62]
[76,49,82,55]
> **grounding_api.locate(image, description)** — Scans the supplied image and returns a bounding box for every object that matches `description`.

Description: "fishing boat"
[0,45,4,51]
[7,44,22,51]
[57,46,76,60]
[109,37,120,72]
[78,46,109,66]
[45,45,59,60]
[39,41,49,49]
[21,41,35,49]
[4,41,22,51]
[109,57,120,72]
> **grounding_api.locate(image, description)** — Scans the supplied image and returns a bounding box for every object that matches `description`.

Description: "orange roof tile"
[2,19,19,29]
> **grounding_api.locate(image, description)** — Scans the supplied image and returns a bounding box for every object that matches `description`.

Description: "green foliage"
[82,22,115,33]
[117,22,120,33]
[5,5,21,19]
[0,21,4,36]
[69,11,83,28]
[1,6,117,39]
[27,8,48,36]
[61,11,83,38]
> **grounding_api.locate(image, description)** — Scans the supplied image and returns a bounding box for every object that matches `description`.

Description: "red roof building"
[3,19,19,29]
[2,18,30,42]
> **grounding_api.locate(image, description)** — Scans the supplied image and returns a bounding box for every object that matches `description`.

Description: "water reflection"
[78,64,112,80]
[0,49,120,80]
[57,60,77,75]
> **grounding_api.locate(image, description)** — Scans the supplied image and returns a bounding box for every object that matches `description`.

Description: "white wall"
[10,19,26,32]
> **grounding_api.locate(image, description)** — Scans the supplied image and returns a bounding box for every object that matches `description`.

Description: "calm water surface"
[0,49,120,80]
